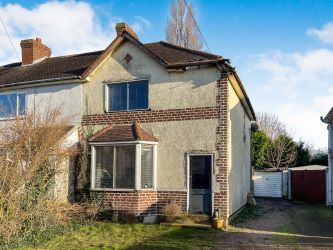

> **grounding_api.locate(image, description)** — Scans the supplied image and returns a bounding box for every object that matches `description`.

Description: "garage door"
[253,171,282,198]
[291,170,326,204]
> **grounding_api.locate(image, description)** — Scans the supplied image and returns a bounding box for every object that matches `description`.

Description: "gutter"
[166,59,226,69]
[0,76,84,89]
[321,116,333,206]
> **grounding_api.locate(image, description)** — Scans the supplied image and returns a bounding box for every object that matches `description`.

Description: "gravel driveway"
[215,198,333,249]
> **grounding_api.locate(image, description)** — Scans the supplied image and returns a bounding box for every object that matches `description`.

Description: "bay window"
[91,142,157,190]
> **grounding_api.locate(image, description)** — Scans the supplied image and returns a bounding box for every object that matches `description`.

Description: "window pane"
[109,84,127,111]
[141,145,153,189]
[129,81,148,110]
[95,146,114,188]
[0,93,17,118]
[115,145,135,188]
[18,93,26,116]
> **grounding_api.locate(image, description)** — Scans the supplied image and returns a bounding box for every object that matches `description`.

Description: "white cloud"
[276,99,329,149]
[0,1,151,65]
[307,21,333,44]
[131,16,151,34]
[253,49,333,93]
[248,48,333,148]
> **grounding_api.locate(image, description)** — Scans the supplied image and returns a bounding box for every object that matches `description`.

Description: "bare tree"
[265,135,297,169]
[165,0,203,50]
[254,112,297,169]
[256,112,289,139]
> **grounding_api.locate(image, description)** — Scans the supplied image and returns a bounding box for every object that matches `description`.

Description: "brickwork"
[214,71,230,221]
[20,38,51,65]
[76,190,187,217]
[82,106,218,125]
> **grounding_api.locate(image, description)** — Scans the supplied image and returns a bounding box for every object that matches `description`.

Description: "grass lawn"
[20,222,218,250]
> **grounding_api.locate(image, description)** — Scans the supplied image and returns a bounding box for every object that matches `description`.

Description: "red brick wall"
[77,190,187,216]
[82,106,218,125]
[214,71,230,221]
[20,38,51,65]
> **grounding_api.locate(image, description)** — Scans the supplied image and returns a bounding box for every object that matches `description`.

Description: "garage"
[253,170,283,198]
[288,165,327,204]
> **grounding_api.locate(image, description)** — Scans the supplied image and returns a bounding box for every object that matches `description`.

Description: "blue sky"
[0,0,333,148]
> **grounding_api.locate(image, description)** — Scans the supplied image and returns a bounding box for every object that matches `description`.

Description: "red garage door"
[291,170,326,204]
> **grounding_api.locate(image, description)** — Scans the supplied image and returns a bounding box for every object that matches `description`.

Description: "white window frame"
[0,91,27,120]
[104,79,149,113]
[90,141,157,191]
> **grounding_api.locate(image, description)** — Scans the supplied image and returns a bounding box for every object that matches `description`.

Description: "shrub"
[0,105,98,246]
[163,202,182,222]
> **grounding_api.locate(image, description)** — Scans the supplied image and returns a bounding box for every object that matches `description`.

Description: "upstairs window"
[108,80,148,111]
[0,93,26,119]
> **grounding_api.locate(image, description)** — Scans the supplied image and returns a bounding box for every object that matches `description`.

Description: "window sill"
[105,108,150,113]
[91,188,156,192]
[91,188,135,192]
[0,116,26,121]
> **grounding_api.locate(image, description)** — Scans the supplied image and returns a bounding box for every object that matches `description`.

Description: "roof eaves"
[81,36,125,79]
[166,59,226,69]
[323,107,333,123]
[229,68,256,121]
[157,41,222,59]
[0,76,83,89]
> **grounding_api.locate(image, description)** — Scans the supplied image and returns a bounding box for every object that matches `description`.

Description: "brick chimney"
[115,23,138,39]
[20,38,51,65]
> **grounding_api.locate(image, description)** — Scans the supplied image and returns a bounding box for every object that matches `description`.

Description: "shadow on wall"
[228,100,252,216]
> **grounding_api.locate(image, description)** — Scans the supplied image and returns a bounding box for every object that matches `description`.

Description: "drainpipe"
[321,116,333,206]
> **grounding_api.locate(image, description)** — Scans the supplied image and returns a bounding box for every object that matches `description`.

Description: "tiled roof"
[323,106,333,122]
[0,38,224,86]
[89,122,158,143]
[144,41,222,65]
[0,51,102,86]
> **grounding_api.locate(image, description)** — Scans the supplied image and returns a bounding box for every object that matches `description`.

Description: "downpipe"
[321,117,333,206]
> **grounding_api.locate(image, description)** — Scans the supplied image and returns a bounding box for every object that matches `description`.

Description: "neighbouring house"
[0,23,255,222]
[321,108,333,206]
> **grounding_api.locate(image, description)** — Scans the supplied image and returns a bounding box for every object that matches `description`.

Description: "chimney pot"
[20,37,51,65]
[115,22,138,39]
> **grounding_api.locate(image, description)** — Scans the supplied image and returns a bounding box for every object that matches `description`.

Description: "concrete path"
[215,198,333,249]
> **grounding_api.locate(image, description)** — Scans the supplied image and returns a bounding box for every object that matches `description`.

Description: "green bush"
[251,130,270,167]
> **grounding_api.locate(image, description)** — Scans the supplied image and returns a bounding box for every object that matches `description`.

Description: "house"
[0,23,255,223]
[321,108,333,206]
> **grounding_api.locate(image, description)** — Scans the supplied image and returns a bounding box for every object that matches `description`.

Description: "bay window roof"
[89,121,158,143]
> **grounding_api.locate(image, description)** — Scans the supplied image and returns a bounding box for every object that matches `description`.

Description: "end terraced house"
[0,23,255,223]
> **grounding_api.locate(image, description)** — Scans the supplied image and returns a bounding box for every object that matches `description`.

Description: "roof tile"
[89,122,158,142]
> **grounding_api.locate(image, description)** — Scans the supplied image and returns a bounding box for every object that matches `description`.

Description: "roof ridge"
[156,41,222,59]
[0,50,104,68]
[50,50,103,59]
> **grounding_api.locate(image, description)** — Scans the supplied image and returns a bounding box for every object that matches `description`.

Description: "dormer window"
[107,80,148,112]
[0,93,26,119]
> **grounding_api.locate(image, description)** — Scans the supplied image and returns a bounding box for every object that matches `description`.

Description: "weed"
[232,204,265,224]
